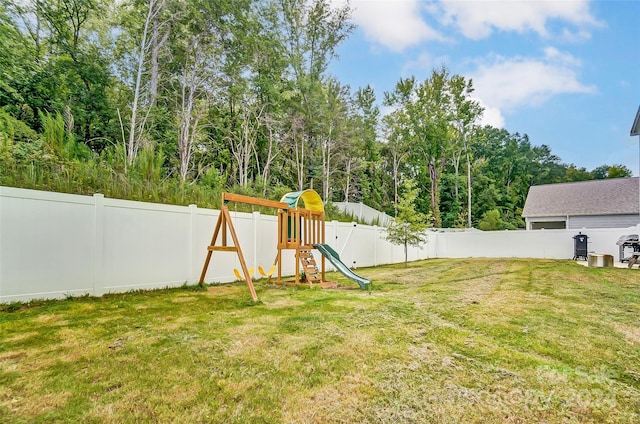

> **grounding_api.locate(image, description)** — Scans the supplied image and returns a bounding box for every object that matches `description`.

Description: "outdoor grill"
[572,233,589,260]
[616,234,640,266]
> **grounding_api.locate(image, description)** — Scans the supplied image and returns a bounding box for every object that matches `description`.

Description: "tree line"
[0,0,631,228]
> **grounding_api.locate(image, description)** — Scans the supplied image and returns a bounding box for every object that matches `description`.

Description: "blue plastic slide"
[312,244,371,290]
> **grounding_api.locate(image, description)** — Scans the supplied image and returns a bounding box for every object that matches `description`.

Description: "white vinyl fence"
[1,186,637,303]
[333,201,394,227]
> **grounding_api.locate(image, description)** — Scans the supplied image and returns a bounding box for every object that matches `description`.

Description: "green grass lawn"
[1,258,639,423]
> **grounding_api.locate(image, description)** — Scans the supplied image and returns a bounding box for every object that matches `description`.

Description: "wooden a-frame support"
[198,205,258,302]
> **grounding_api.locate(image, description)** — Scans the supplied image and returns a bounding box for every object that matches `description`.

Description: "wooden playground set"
[198,189,370,301]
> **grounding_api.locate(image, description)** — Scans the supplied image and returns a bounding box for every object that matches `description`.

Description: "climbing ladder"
[299,249,321,283]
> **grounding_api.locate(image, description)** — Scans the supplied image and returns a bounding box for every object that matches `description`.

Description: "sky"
[327,0,640,176]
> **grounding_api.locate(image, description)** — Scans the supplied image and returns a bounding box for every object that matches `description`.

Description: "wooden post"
[276,250,282,284]
[295,248,300,284]
[199,209,224,284]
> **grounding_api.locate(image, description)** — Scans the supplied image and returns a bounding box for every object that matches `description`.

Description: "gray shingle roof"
[631,105,640,136]
[522,177,640,217]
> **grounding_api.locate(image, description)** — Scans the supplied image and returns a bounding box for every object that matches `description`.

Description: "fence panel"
[100,198,191,294]
[0,187,95,301]
[2,186,638,303]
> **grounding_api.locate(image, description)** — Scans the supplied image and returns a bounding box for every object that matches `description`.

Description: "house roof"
[631,105,640,136]
[522,177,640,218]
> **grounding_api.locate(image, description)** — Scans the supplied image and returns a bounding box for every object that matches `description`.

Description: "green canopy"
[280,189,324,212]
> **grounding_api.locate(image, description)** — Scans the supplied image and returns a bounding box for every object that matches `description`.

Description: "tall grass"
[0,137,224,210]
[1,142,374,221]
[2,109,379,222]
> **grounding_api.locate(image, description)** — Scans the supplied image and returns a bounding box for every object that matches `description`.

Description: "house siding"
[568,214,640,229]
[526,216,566,230]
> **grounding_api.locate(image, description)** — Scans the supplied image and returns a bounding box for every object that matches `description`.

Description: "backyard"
[1,258,639,423]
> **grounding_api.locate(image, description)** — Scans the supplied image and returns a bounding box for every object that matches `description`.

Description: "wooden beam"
[276,250,282,284]
[208,246,238,252]
[222,192,289,210]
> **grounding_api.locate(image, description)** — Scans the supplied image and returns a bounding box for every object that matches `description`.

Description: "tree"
[353,85,381,207]
[386,179,430,266]
[0,3,33,108]
[592,164,632,179]
[32,0,114,147]
[384,66,471,227]
[6,0,629,229]
[227,103,265,187]
[318,78,349,201]
[171,0,251,182]
[123,0,170,167]
[564,164,592,182]
[478,209,508,231]
[175,40,209,181]
[268,0,353,189]
[472,127,547,228]
[448,74,483,228]
[381,80,412,215]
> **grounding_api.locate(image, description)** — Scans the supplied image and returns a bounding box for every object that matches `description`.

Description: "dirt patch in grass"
[16,390,72,417]
[331,329,377,361]
[32,313,67,325]
[407,343,441,365]
[613,323,640,345]
[4,331,38,344]
[224,333,269,358]
[156,316,194,331]
[171,296,197,303]
[206,284,243,296]
[0,351,29,374]
[263,297,305,309]
[452,275,499,305]
[282,372,374,423]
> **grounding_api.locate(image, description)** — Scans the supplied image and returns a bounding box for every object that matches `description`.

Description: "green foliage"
[39,111,66,157]
[467,127,600,229]
[321,201,370,224]
[478,209,506,231]
[383,66,483,227]
[386,179,430,266]
[0,108,38,143]
[592,164,633,179]
[132,146,164,184]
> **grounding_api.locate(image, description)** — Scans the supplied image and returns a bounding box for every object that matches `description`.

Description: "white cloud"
[402,51,450,76]
[559,28,593,43]
[474,97,505,128]
[340,0,446,52]
[397,47,595,128]
[541,46,581,67]
[437,0,602,40]
[470,48,597,118]
[330,0,603,52]
[331,1,601,52]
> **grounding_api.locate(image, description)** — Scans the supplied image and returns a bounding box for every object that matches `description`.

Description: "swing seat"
[234,267,254,280]
[258,265,276,277]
